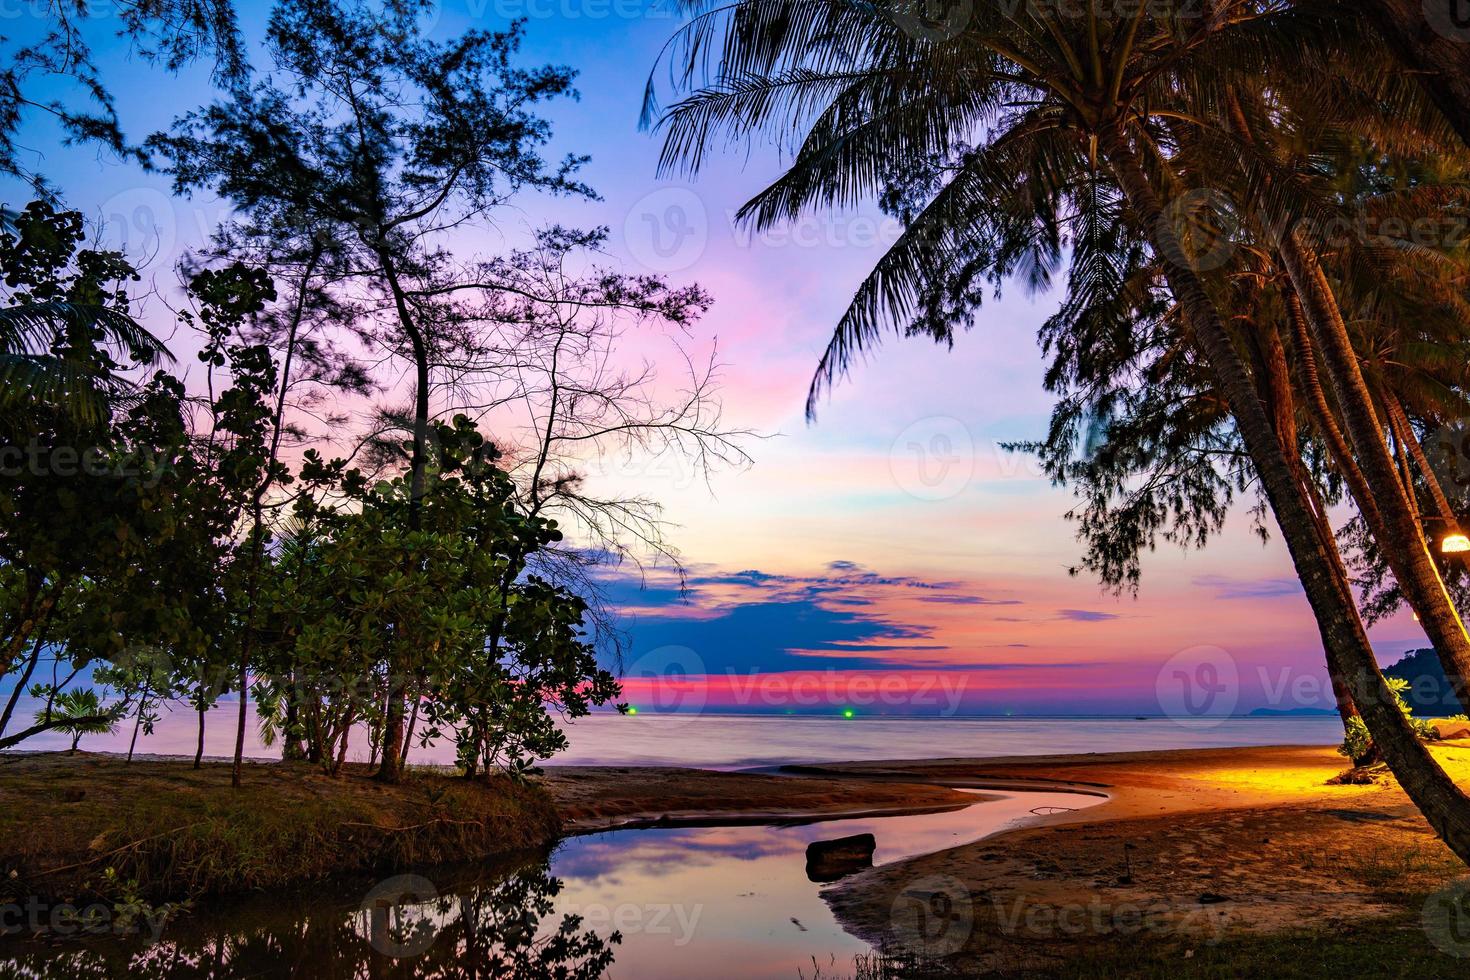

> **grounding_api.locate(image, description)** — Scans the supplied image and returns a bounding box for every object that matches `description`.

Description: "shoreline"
[7,740,1470,972]
[800,742,1470,972]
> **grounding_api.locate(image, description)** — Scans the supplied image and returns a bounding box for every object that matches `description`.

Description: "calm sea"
[7,699,1344,768]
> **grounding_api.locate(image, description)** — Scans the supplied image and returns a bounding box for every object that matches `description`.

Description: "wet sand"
[538,765,980,831]
[789,741,1470,972]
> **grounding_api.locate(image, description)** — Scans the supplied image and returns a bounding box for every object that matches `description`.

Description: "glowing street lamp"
[1442,533,1470,555]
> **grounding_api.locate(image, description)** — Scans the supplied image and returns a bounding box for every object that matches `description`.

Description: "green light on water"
[627,706,638,715]
[842,708,854,719]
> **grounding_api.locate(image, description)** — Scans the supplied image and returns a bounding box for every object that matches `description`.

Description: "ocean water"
[547,712,1345,768]
[8,698,1344,768]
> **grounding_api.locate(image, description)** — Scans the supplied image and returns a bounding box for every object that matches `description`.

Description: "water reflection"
[0,859,618,980]
[0,791,1102,979]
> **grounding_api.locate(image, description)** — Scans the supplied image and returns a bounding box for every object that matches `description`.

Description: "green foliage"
[1339,716,1374,766]
[98,867,190,933]
[1339,677,1440,764]
[0,205,289,754]
[2,163,624,778]
[258,415,620,778]
[34,688,119,752]
[0,199,171,433]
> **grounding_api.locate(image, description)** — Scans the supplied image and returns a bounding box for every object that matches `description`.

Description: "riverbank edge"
[0,752,977,910]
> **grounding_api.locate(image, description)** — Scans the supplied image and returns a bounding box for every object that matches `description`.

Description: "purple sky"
[5,0,1433,716]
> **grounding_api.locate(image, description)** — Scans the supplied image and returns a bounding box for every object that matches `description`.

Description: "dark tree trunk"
[400,692,420,766]
[1384,389,1461,525]
[126,683,149,763]
[232,659,249,788]
[0,637,44,739]
[330,710,354,777]
[1250,315,1359,725]
[1105,130,1470,867]
[195,704,206,769]
[371,246,427,785]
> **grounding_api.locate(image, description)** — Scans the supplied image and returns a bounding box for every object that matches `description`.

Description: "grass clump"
[0,753,560,905]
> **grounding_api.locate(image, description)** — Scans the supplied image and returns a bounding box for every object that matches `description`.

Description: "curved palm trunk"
[1383,387,1460,525]
[1105,130,1470,865]
[1285,294,1370,726]
[1249,315,1359,724]
[1276,232,1470,710]
[1224,91,1470,705]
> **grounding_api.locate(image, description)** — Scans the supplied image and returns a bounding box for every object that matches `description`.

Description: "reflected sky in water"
[0,791,1100,978]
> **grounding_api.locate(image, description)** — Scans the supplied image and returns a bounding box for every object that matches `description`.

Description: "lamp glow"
[1442,533,1470,555]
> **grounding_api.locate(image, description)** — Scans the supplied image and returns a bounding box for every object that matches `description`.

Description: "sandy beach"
[790,739,1470,972]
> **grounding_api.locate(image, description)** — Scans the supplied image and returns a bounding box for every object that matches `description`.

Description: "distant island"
[1384,649,1466,716]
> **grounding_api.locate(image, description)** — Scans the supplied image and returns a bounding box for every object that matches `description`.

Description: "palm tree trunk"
[1104,129,1470,866]
[1287,290,1382,530]
[126,682,149,763]
[1383,387,1460,524]
[1250,316,1358,724]
[1287,287,1406,725]
[1225,94,1462,694]
[1277,230,1470,710]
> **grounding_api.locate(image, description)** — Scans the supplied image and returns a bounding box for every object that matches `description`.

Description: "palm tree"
[0,202,172,434]
[648,0,1470,861]
[0,302,171,432]
[35,688,118,754]
[1203,82,1470,713]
